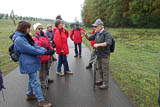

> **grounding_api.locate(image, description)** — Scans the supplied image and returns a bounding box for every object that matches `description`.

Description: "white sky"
[0,0,85,22]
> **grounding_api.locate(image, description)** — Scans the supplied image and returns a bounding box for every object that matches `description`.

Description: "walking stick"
[158,73,160,107]
[93,49,97,90]
[62,54,67,78]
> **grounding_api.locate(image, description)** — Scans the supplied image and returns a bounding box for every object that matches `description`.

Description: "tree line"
[81,0,160,28]
[0,13,54,22]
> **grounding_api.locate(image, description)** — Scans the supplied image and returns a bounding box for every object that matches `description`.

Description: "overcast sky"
[0,0,85,22]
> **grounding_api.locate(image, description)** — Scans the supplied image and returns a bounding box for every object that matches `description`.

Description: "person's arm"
[70,29,74,41]
[15,38,46,56]
[94,32,112,48]
[94,42,107,48]
[81,31,95,41]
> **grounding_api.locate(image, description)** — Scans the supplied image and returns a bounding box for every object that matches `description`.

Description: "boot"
[48,78,54,83]
[74,55,78,58]
[99,82,108,90]
[39,100,52,107]
[66,70,73,75]
[95,80,103,85]
[26,94,37,101]
[86,63,92,69]
[79,54,82,58]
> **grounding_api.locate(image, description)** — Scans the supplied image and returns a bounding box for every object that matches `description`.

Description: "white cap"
[33,23,42,31]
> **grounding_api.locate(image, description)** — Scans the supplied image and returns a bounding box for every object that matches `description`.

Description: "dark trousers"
[74,43,82,56]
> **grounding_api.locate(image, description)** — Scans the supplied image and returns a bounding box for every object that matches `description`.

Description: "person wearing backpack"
[32,23,54,88]
[82,19,114,89]
[70,24,86,58]
[12,21,54,107]
[54,19,73,76]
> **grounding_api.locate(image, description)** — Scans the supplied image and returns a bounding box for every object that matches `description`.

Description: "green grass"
[83,28,160,107]
[0,19,54,75]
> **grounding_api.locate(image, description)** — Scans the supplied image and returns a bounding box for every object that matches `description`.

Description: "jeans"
[57,55,69,72]
[27,72,44,102]
[74,43,82,56]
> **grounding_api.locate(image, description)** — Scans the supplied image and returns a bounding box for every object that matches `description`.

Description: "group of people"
[12,18,113,107]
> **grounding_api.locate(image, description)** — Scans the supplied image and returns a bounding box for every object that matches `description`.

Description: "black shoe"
[95,80,103,85]
[48,78,54,83]
[79,55,82,58]
[53,58,57,61]
[86,63,92,69]
[74,55,78,58]
[99,82,108,89]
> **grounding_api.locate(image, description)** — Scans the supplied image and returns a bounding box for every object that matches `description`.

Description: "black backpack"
[8,33,20,62]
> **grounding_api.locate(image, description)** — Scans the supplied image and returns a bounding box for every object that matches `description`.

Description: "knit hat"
[33,23,42,31]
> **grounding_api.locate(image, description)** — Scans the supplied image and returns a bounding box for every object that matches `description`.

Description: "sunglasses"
[38,28,43,30]
[94,26,97,28]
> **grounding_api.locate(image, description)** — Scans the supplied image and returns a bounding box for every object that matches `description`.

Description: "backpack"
[101,31,115,53]
[72,28,81,35]
[8,33,20,62]
[110,37,115,53]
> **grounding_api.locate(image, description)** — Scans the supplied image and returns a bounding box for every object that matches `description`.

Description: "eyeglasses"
[38,28,43,30]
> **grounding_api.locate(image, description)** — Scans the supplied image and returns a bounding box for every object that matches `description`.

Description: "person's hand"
[94,44,100,48]
[61,50,64,53]
[44,50,55,55]
[80,31,86,36]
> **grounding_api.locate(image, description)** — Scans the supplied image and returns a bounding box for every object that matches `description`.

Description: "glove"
[44,50,55,55]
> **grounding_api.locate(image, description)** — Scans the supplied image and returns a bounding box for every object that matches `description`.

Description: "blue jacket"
[13,31,46,74]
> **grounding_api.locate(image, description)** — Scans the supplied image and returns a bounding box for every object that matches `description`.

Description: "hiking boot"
[53,57,57,61]
[95,80,103,85]
[41,84,47,89]
[66,70,73,75]
[99,82,108,90]
[26,94,37,101]
[86,63,92,69]
[48,78,54,83]
[39,100,52,107]
[74,55,78,58]
[56,72,64,76]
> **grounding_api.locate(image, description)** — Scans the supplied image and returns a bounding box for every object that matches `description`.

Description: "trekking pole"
[62,54,66,78]
[158,73,160,107]
[2,89,5,101]
[93,49,97,90]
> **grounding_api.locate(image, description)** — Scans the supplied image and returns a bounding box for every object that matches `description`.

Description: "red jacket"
[32,32,53,63]
[90,30,95,47]
[53,27,69,55]
[70,28,86,43]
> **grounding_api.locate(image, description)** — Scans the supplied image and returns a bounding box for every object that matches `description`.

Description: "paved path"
[0,39,134,107]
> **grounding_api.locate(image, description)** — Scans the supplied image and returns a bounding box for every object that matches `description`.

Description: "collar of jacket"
[15,31,26,37]
[99,28,104,34]
[35,32,40,36]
